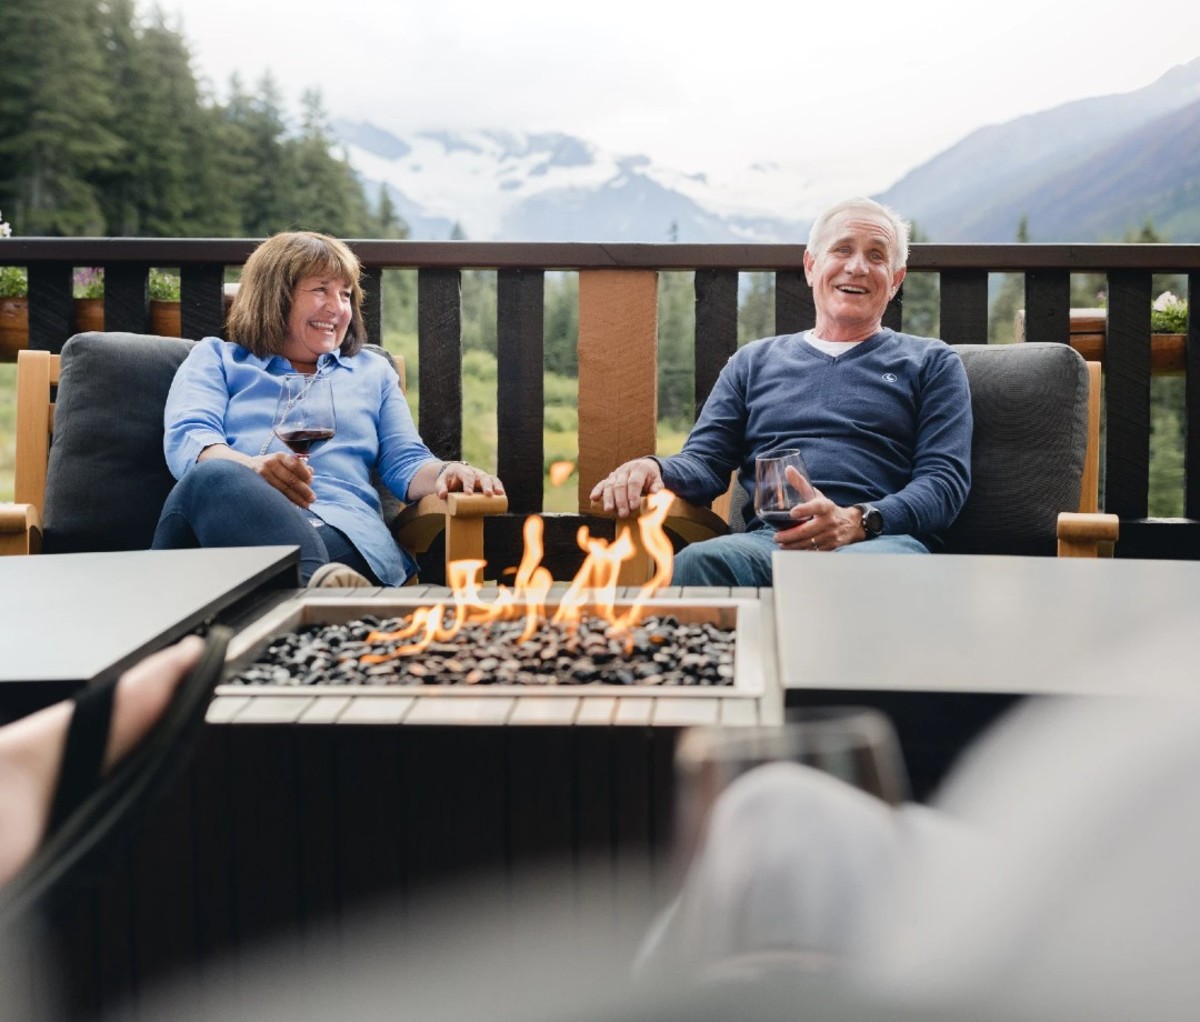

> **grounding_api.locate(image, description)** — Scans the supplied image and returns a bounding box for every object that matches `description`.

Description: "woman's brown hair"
[225,231,367,357]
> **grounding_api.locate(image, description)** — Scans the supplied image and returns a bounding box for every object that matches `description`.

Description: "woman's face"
[280,274,353,365]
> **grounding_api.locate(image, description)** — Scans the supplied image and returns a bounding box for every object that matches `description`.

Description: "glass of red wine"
[273,374,336,462]
[754,448,811,529]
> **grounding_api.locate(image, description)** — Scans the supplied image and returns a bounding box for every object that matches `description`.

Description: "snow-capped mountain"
[333,121,819,243]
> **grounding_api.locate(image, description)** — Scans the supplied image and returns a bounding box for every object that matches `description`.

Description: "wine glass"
[671,707,910,879]
[273,374,336,462]
[753,448,811,529]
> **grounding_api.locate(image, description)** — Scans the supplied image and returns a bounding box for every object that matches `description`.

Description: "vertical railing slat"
[497,268,545,513]
[694,269,738,416]
[179,263,225,340]
[774,270,814,335]
[1022,271,1071,345]
[577,270,657,509]
[939,270,989,344]
[26,263,73,352]
[1185,270,1200,518]
[1105,269,1152,518]
[105,263,150,333]
[361,265,383,347]
[417,268,463,461]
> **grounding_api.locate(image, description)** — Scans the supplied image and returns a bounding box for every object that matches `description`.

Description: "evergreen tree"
[900,222,939,337]
[989,216,1029,343]
[0,0,122,234]
[738,273,774,344]
[543,272,579,377]
[95,2,214,235]
[224,72,294,235]
[286,88,373,236]
[657,272,695,427]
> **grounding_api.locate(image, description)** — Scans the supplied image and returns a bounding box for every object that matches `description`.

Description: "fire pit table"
[207,585,781,728]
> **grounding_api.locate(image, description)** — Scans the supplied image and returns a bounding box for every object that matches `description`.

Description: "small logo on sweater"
[882,372,898,383]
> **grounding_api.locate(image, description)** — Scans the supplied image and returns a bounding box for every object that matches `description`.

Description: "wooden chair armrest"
[662,496,730,544]
[0,502,44,555]
[392,492,509,562]
[589,494,730,585]
[1057,511,1119,558]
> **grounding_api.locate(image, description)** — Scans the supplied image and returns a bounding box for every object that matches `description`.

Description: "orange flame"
[548,460,575,487]
[358,489,676,663]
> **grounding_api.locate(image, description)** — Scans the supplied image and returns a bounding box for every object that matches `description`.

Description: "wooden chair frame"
[0,349,507,575]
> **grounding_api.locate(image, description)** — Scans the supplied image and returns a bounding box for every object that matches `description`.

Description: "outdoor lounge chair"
[0,331,506,578]
[602,342,1119,583]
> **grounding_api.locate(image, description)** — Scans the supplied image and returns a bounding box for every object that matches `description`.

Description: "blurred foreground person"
[99,694,1200,1022]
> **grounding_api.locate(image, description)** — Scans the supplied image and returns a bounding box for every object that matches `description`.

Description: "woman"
[152,231,503,586]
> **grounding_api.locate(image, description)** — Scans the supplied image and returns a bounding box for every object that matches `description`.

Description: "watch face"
[861,506,882,536]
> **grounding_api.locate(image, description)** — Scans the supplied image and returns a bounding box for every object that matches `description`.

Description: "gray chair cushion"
[942,342,1090,557]
[43,332,197,553]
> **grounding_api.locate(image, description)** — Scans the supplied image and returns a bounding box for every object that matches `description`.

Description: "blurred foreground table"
[0,545,298,715]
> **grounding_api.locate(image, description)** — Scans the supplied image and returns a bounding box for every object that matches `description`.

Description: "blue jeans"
[151,460,380,585]
[671,527,929,587]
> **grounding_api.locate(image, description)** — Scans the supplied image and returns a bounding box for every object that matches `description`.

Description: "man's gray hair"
[807,197,911,271]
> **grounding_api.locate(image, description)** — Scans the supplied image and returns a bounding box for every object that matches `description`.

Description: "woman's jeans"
[151,460,379,585]
[671,527,929,587]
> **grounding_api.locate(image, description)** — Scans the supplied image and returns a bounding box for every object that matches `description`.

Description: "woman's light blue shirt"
[163,337,436,585]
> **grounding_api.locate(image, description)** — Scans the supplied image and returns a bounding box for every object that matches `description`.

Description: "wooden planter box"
[1015,307,1185,372]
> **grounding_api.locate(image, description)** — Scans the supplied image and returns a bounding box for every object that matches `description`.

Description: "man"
[590,196,972,586]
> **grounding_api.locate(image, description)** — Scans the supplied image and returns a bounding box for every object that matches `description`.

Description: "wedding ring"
[811,538,818,550]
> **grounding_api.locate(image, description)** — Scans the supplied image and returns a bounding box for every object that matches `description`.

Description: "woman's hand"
[198,442,315,508]
[251,452,316,508]
[435,461,505,499]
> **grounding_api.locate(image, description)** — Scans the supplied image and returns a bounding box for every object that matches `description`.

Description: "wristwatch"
[853,503,883,538]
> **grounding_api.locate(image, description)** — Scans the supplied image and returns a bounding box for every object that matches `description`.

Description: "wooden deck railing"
[3,239,1199,565]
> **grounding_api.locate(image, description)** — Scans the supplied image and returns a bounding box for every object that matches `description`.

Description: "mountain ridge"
[334,56,1200,244]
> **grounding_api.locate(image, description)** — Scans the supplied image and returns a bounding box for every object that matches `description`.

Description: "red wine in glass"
[273,374,336,462]
[758,509,799,530]
[276,427,335,457]
[754,449,811,529]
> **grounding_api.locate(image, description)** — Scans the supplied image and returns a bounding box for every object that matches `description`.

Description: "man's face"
[804,213,906,338]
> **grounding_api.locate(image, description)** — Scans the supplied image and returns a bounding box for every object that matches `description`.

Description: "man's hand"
[251,451,316,509]
[773,465,865,552]
[589,457,663,517]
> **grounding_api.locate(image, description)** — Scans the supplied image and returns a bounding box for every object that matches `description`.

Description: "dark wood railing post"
[694,269,738,416]
[180,263,226,340]
[497,268,545,514]
[104,262,150,334]
[26,262,72,352]
[1105,269,1153,519]
[417,268,463,462]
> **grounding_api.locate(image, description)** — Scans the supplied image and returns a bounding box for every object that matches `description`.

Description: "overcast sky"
[159,0,1200,195]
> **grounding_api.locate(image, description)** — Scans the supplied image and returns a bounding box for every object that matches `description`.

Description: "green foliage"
[900,223,939,336]
[72,266,104,298]
[738,273,774,344]
[0,265,27,298]
[657,272,695,428]
[149,268,181,300]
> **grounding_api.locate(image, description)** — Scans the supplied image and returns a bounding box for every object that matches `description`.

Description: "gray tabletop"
[773,552,1200,696]
[0,546,299,686]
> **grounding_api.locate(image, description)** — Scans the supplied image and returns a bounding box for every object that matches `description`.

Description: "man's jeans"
[672,527,928,587]
[152,460,379,585]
